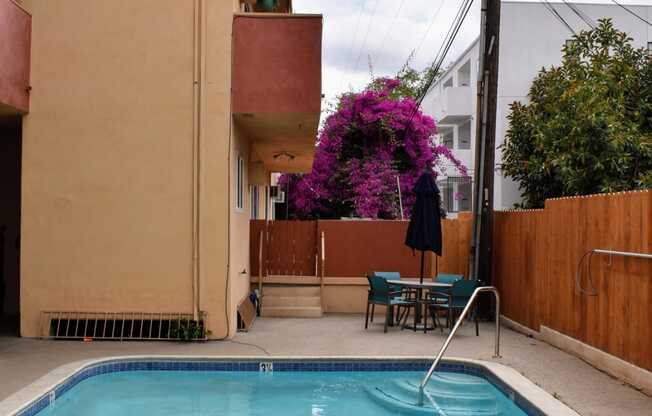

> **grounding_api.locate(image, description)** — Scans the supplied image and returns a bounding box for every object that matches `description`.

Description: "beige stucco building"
[0,0,322,339]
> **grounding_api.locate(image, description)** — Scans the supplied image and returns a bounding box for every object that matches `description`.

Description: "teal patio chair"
[365,275,417,333]
[436,273,464,284]
[373,271,417,324]
[427,279,479,336]
[428,273,464,306]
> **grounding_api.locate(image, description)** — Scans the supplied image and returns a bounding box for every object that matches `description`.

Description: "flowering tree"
[280,78,468,219]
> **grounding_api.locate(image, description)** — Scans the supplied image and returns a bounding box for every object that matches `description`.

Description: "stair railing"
[418,286,501,406]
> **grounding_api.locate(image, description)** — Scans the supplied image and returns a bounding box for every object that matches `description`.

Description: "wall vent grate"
[39,311,206,341]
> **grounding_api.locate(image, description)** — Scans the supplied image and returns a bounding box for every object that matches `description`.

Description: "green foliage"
[501,19,652,208]
[170,319,211,342]
[367,61,440,100]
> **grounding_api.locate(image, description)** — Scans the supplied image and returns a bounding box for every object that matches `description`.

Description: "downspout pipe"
[191,0,206,322]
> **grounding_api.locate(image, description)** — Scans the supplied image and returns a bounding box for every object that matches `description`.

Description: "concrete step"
[261,306,323,318]
[262,296,322,308]
[263,285,321,297]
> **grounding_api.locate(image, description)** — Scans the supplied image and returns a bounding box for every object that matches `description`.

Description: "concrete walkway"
[0,315,649,415]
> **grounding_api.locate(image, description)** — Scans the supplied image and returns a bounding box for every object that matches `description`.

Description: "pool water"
[37,370,528,416]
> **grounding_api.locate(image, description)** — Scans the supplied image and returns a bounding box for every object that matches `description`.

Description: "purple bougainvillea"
[279,78,468,219]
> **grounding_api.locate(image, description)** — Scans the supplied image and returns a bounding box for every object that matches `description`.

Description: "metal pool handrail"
[575,249,652,296]
[418,286,501,406]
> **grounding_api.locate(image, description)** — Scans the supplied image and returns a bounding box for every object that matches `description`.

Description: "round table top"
[386,279,452,289]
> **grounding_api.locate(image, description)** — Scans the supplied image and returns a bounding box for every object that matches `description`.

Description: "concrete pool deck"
[0,315,650,415]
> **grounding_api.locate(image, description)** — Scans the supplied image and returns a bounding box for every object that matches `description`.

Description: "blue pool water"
[37,370,528,416]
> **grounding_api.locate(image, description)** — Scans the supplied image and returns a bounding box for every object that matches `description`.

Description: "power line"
[563,1,595,29]
[413,0,446,62]
[404,0,476,129]
[611,0,652,26]
[416,0,475,106]
[337,0,367,93]
[375,0,406,65]
[540,0,576,35]
[352,0,381,79]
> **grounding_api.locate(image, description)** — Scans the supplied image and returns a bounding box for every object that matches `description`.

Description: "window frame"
[236,155,244,212]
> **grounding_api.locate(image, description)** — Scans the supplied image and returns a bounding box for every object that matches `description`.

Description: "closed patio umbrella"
[405,172,443,284]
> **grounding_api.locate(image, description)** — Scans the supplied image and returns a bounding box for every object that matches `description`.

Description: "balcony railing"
[434,86,472,125]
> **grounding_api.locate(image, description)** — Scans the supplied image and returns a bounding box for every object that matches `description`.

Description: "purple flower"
[280,78,468,219]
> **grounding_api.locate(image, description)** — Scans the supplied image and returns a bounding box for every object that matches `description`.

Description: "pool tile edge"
[0,355,579,416]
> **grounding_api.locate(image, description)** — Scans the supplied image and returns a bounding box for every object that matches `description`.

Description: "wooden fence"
[493,190,652,372]
[250,214,473,280]
[250,191,651,371]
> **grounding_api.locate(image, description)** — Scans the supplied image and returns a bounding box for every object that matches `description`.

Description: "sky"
[292,0,650,108]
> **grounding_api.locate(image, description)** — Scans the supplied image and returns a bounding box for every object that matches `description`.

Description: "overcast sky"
[293,0,650,107]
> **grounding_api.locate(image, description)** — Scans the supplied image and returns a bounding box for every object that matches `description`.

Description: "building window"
[458,121,471,150]
[439,177,472,213]
[250,185,259,219]
[648,42,652,54]
[443,78,453,89]
[442,130,454,149]
[457,60,471,87]
[458,181,472,212]
[236,155,244,211]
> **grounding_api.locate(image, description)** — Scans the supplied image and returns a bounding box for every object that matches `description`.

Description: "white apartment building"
[422,0,652,211]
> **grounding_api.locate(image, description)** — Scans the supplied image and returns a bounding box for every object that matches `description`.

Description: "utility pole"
[470,0,500,301]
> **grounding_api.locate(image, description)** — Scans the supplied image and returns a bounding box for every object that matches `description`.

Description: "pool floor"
[37,370,528,415]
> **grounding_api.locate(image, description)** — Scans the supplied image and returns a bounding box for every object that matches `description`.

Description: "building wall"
[228,123,251,334]
[19,0,237,338]
[423,1,652,210]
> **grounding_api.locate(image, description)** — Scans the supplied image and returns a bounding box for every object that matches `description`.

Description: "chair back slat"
[435,273,463,284]
[451,279,477,298]
[373,271,401,281]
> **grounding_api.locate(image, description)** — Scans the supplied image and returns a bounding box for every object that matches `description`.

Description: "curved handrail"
[418,286,501,406]
[576,249,652,296]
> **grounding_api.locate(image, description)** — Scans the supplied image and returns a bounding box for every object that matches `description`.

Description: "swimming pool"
[2,357,577,416]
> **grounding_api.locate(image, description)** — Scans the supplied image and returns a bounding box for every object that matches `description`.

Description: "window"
[264,186,269,220]
[648,42,652,54]
[457,60,471,87]
[236,155,244,211]
[458,181,472,212]
[250,185,259,219]
[458,121,471,150]
[442,130,454,149]
[443,78,453,89]
[438,177,472,213]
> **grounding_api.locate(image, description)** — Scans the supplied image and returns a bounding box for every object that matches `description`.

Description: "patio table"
[386,279,452,332]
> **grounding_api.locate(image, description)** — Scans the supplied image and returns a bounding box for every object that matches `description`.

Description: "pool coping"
[0,355,579,416]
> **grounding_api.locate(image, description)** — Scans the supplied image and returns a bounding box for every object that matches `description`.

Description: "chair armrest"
[427,291,451,300]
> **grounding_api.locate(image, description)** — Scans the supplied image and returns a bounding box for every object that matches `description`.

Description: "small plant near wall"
[170,319,211,342]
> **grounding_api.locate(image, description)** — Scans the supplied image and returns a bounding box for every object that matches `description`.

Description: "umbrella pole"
[419,251,425,284]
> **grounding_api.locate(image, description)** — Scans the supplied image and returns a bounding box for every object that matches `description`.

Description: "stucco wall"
[20,0,235,338]
[228,123,252,335]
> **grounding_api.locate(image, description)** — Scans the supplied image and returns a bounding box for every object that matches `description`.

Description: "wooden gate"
[250,220,318,277]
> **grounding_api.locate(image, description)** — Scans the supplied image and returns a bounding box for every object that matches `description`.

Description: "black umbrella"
[405,172,443,284]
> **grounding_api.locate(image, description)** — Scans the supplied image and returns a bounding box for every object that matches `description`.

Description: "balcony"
[432,86,472,125]
[232,13,322,173]
[0,0,31,115]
